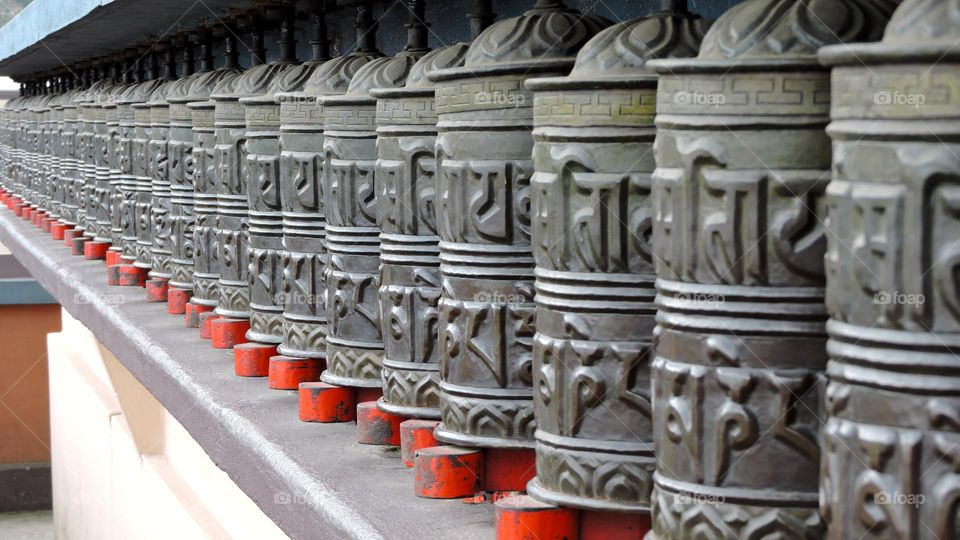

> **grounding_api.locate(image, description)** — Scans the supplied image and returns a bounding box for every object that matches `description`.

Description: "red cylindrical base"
[117,265,148,287]
[298,382,355,423]
[50,222,71,240]
[105,250,123,267]
[210,318,250,349]
[32,212,46,227]
[83,240,110,260]
[63,228,82,247]
[484,448,537,493]
[12,203,24,216]
[579,510,650,540]
[356,401,404,446]
[106,264,121,286]
[268,355,322,390]
[495,494,578,540]
[185,302,215,328]
[198,312,222,339]
[70,235,88,256]
[21,206,32,220]
[414,446,483,499]
[166,287,192,314]
[145,279,169,303]
[399,419,440,468]
[40,217,53,232]
[233,343,277,377]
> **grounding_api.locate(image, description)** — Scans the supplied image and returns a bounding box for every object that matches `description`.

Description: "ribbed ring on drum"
[827,319,960,393]
[439,242,534,278]
[380,233,440,264]
[248,215,283,236]
[535,268,656,313]
[282,214,325,236]
[655,279,826,334]
[216,195,247,217]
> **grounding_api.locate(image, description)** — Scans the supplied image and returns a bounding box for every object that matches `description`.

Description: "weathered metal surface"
[146,48,182,279]
[117,67,164,264]
[371,42,470,419]
[150,44,198,281]
[78,76,111,240]
[241,5,305,344]
[169,34,239,292]
[319,4,427,390]
[214,22,297,320]
[276,7,381,362]
[429,0,610,449]
[60,83,82,228]
[645,1,894,537]
[191,32,244,307]
[105,64,130,253]
[134,53,173,269]
[818,2,960,538]
[93,67,124,245]
[524,2,710,512]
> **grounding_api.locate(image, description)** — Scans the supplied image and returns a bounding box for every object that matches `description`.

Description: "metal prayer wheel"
[215,17,294,319]
[190,29,242,307]
[371,42,471,419]
[646,1,894,537]
[319,6,427,390]
[818,2,960,538]
[149,42,197,282]
[276,8,381,361]
[117,69,164,264]
[93,70,121,245]
[428,0,610,448]
[35,92,54,215]
[524,3,710,512]
[107,57,136,255]
[146,46,182,279]
[133,52,167,270]
[59,82,82,229]
[169,32,238,293]
[192,30,244,309]
[78,74,111,239]
[240,3,302,343]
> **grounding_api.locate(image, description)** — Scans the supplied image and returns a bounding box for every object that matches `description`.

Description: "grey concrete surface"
[0,511,54,540]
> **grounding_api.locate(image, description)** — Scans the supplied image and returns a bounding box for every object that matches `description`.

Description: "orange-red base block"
[117,265,148,287]
[41,217,53,233]
[185,302,215,328]
[356,401,404,446]
[12,203,24,216]
[105,250,123,267]
[210,317,250,349]
[145,279,169,303]
[106,264,121,286]
[63,228,83,247]
[70,235,88,256]
[166,287,191,314]
[400,419,440,468]
[233,343,277,377]
[579,510,650,540]
[414,445,483,499]
[50,222,70,240]
[198,312,222,339]
[484,448,536,493]
[298,382,355,423]
[21,206,32,220]
[83,240,110,260]
[495,494,578,540]
[268,355,322,390]
[32,212,46,227]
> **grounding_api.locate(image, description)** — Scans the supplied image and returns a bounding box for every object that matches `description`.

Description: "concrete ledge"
[0,209,492,539]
